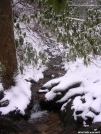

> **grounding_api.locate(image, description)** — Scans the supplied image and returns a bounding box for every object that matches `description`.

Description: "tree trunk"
[0,0,17,89]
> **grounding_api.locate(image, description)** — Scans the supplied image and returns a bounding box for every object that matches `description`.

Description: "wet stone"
[0,91,4,100]
[76,110,83,115]
[0,100,9,107]
[59,99,75,126]
[86,116,93,124]
[77,116,83,123]
[90,107,100,115]
[81,98,86,103]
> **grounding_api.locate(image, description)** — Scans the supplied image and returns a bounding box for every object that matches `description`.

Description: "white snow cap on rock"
[0,74,31,115]
[39,58,101,123]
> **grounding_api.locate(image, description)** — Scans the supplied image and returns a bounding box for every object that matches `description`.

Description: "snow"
[39,89,49,93]
[21,65,47,82]
[39,58,101,123]
[0,74,31,115]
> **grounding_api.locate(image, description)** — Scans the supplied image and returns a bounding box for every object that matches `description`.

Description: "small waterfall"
[29,92,47,123]
[31,100,41,113]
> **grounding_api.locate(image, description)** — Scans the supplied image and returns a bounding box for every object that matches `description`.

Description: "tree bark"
[0,0,17,89]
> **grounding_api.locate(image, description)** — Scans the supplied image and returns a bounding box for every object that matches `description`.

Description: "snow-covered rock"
[39,58,101,125]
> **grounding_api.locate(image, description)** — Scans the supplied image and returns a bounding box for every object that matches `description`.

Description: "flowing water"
[28,42,67,133]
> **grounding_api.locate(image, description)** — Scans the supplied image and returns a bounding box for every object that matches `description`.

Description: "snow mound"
[39,58,101,123]
[0,75,31,115]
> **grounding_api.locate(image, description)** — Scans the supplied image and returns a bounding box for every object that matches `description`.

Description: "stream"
[28,43,67,133]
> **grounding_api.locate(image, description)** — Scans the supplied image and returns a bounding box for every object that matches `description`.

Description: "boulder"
[0,90,4,100]
[59,99,75,126]
[0,99,9,107]
[39,96,63,112]
[8,98,33,120]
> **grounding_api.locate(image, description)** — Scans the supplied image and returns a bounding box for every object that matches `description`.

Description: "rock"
[24,98,33,119]
[39,98,62,112]
[39,82,82,112]
[81,98,86,103]
[77,116,83,123]
[25,79,37,84]
[9,109,24,120]
[93,97,96,100]
[90,107,100,115]
[39,87,64,111]
[79,122,101,132]
[76,110,83,115]
[0,99,9,107]
[59,99,75,126]
[85,116,93,125]
[7,95,33,120]
[44,74,53,78]
[0,90,4,100]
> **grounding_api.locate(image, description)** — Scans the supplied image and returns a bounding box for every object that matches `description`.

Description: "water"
[29,99,48,123]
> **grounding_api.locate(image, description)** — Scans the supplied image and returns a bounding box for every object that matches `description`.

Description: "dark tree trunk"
[0,0,17,89]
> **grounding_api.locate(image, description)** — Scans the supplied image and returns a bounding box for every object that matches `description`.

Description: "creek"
[29,52,66,133]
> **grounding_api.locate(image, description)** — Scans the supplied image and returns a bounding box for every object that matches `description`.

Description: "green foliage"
[19,36,24,46]
[27,18,30,24]
[14,0,101,67]
[23,32,26,37]
[14,18,17,23]
[15,39,19,48]
[16,23,20,29]
[15,36,24,48]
